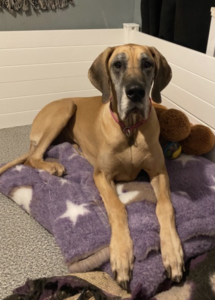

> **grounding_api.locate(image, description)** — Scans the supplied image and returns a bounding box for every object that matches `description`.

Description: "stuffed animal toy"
[153,102,215,159]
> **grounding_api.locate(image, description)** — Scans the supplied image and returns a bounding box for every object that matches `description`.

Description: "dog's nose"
[126,85,145,102]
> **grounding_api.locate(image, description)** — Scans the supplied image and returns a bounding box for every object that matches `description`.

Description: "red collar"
[109,98,152,137]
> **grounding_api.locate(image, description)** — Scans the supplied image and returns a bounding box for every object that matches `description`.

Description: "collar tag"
[123,127,131,137]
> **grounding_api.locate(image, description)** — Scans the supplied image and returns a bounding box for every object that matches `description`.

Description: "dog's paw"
[25,159,66,177]
[110,232,134,290]
[25,158,66,177]
[160,228,184,282]
[42,162,66,176]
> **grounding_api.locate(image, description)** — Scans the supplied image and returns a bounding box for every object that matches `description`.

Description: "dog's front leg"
[94,171,134,290]
[148,166,184,282]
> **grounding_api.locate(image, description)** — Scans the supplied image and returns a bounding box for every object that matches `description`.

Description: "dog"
[0,44,184,290]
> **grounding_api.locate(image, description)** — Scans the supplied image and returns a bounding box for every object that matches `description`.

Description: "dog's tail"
[0,153,29,176]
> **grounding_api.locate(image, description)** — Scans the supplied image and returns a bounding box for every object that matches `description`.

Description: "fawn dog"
[0,44,184,289]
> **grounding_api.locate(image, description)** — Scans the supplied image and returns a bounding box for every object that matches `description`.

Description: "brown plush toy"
[153,102,215,159]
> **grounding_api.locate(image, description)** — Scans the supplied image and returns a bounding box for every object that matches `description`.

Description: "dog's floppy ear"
[88,47,115,103]
[148,47,172,103]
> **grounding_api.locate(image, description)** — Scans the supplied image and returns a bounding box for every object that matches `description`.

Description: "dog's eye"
[143,61,152,69]
[114,61,122,69]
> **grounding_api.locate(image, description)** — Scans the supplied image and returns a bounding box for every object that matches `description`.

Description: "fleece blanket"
[1,142,215,299]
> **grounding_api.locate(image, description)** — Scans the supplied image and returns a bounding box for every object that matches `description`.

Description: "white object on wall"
[206,7,215,57]
[123,23,140,43]
[123,23,139,31]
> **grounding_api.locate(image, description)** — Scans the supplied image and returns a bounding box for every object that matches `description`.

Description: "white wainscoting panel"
[0,29,125,128]
[1,27,215,136]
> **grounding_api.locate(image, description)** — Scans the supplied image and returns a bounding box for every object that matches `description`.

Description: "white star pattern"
[176,154,199,167]
[14,165,24,172]
[178,191,190,198]
[116,183,139,205]
[10,186,32,213]
[68,153,78,161]
[210,176,215,191]
[59,178,68,186]
[59,200,89,226]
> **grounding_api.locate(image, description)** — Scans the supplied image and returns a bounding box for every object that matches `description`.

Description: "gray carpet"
[0,126,68,299]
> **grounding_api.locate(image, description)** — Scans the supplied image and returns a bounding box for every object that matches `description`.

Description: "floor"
[0,126,68,299]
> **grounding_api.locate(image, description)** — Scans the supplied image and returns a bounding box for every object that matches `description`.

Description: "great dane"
[0,44,184,289]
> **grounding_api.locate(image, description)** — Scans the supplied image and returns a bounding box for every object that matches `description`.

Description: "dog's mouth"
[125,106,144,119]
[129,107,140,114]
[125,103,147,119]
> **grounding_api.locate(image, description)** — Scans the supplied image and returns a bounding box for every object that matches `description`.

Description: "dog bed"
[1,142,215,298]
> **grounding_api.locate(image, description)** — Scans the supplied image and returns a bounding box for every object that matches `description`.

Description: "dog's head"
[88,44,172,120]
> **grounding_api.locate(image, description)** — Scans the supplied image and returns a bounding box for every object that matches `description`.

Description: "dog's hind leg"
[24,98,76,176]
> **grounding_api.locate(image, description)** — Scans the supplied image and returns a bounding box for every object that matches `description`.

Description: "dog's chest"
[113,136,151,181]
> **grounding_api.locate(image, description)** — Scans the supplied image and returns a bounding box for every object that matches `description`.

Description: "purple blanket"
[1,142,215,298]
